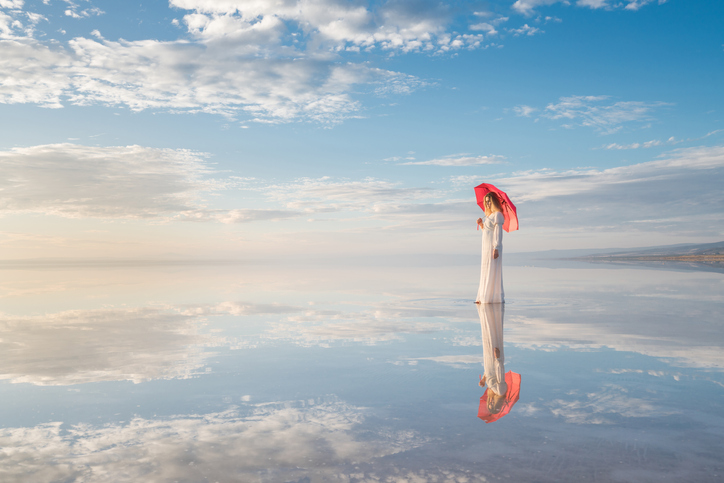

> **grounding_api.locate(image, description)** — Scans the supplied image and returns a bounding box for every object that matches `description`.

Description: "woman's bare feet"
[474,300,481,304]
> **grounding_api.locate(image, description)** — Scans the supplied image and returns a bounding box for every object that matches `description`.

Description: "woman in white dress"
[475,192,505,304]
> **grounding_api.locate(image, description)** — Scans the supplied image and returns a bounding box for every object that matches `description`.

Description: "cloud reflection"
[546,384,676,424]
[266,305,452,345]
[506,314,724,371]
[0,399,423,483]
[0,296,462,386]
[0,300,307,386]
[0,306,224,385]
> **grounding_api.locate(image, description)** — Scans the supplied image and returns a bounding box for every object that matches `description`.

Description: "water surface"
[1,259,722,482]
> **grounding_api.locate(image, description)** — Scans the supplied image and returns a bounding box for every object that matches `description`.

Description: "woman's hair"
[487,390,506,414]
[484,192,502,211]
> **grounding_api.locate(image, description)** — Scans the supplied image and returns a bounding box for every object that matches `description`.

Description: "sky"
[0,0,722,260]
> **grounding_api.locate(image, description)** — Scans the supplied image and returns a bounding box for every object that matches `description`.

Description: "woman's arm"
[492,212,503,259]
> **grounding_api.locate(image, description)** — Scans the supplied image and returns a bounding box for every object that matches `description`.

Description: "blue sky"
[0,0,722,259]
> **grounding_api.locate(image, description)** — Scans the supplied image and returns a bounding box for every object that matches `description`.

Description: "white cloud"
[576,0,610,9]
[470,15,508,35]
[402,153,505,166]
[0,144,484,232]
[448,174,491,188]
[0,14,18,39]
[0,0,643,128]
[470,22,498,35]
[61,0,103,19]
[206,208,302,223]
[0,39,76,107]
[64,7,102,19]
[513,104,537,117]
[265,177,439,215]
[0,0,509,122]
[512,0,564,16]
[0,143,308,223]
[702,129,724,139]
[479,145,724,242]
[226,174,481,235]
[507,23,542,36]
[600,139,663,150]
[5,141,720,247]
[541,95,667,134]
[25,11,45,24]
[373,70,429,96]
[513,0,664,14]
[497,145,724,203]
[0,23,421,123]
[598,131,722,151]
[170,0,466,54]
[625,0,666,11]
[0,143,220,219]
[65,37,390,122]
[0,6,45,40]
[0,0,24,9]
[366,200,473,225]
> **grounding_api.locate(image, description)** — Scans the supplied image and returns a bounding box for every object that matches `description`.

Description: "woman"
[475,192,505,304]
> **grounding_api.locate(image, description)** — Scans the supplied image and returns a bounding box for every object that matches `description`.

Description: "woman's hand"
[493,248,499,259]
[476,217,483,227]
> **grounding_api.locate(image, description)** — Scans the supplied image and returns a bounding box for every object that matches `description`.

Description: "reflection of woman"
[477,303,507,406]
[475,193,505,304]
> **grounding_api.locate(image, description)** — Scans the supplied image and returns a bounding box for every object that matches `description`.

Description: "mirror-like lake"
[1,259,722,482]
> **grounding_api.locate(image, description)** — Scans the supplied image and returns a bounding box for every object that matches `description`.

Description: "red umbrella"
[474,183,519,233]
[477,371,521,423]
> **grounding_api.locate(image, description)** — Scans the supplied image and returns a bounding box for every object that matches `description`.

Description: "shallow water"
[1,259,723,482]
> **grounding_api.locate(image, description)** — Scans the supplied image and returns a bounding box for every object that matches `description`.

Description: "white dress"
[478,303,507,396]
[476,211,505,304]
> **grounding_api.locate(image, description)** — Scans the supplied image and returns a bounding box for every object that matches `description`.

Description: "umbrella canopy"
[477,371,521,423]
[474,183,519,233]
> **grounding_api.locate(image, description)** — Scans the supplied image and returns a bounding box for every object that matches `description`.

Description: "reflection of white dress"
[478,303,507,396]
[476,211,505,304]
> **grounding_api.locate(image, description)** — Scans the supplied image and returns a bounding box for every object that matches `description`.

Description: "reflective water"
[1,259,723,482]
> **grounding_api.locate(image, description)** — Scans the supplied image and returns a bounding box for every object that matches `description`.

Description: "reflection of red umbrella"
[477,371,521,423]
[475,183,519,233]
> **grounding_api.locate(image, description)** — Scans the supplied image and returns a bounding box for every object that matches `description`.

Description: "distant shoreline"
[581,255,724,262]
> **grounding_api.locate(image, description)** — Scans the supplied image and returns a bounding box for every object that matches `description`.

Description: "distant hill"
[586,241,724,258]
[570,241,724,274]
[506,241,724,262]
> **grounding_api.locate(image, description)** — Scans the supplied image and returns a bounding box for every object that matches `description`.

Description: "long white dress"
[478,302,507,396]
[476,211,505,304]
